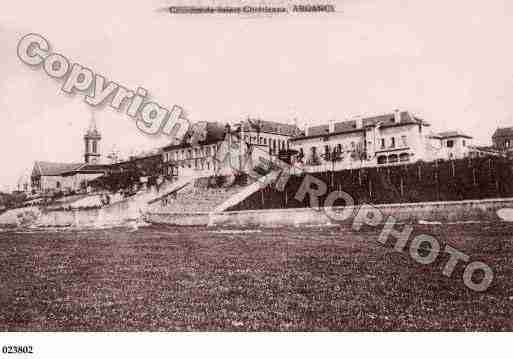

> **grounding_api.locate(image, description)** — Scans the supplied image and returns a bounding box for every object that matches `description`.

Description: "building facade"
[161,119,301,178]
[289,110,478,172]
[492,126,513,152]
[31,115,106,194]
[289,110,431,171]
[426,131,473,160]
[162,121,226,178]
[238,118,302,155]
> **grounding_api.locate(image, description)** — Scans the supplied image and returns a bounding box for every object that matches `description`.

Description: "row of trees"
[0,191,28,209]
[89,156,164,194]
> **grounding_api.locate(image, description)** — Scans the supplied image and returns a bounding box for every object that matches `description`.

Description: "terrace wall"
[228,156,513,211]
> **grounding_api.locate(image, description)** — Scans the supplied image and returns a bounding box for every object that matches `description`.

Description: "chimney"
[329,120,335,133]
[394,109,401,123]
[354,116,363,129]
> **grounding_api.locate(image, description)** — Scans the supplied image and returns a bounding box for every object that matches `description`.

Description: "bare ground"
[0,223,512,331]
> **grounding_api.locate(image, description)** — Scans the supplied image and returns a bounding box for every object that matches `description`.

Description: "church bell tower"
[84,112,101,164]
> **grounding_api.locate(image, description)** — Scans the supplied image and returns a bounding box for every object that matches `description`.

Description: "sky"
[1,0,513,190]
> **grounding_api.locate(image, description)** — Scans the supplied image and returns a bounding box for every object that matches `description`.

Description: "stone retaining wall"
[146,197,513,227]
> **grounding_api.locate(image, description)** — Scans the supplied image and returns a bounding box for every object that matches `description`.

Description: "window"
[399,153,409,162]
[324,145,330,160]
[462,140,466,147]
[263,138,267,145]
[309,146,320,165]
[446,140,454,148]
[390,137,395,148]
[377,155,387,164]
[401,135,407,146]
[380,139,385,149]
[337,143,342,153]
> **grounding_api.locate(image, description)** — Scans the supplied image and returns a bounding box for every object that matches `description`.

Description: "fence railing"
[227,156,513,211]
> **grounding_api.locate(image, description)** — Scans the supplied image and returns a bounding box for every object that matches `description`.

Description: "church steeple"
[84,111,101,164]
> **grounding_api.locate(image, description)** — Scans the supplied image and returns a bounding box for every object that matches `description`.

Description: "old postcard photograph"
[0,0,512,356]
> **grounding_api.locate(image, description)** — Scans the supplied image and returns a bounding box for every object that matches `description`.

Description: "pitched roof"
[163,121,226,151]
[492,126,513,138]
[430,131,473,139]
[293,111,428,140]
[240,119,302,137]
[61,163,109,175]
[33,161,83,176]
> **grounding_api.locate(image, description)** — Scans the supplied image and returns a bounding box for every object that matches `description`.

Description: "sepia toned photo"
[1,0,513,344]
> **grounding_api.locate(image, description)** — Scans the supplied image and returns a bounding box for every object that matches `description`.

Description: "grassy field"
[0,223,512,331]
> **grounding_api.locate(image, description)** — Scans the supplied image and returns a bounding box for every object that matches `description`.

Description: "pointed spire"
[85,108,101,139]
[88,108,97,133]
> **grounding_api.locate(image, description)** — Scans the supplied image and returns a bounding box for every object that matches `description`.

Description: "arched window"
[399,153,410,162]
[377,155,387,164]
[388,154,398,163]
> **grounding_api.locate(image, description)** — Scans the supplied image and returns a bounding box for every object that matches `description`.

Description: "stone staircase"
[146,171,282,215]
[149,183,244,213]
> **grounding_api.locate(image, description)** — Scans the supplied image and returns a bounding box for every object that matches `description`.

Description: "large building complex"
[288,110,478,172]
[161,118,302,178]
[30,108,497,194]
